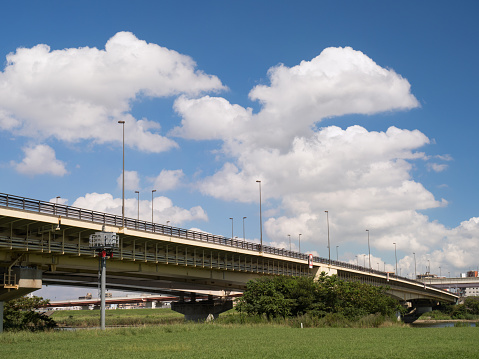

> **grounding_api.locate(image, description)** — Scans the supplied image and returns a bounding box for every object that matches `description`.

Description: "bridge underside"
[0,206,313,302]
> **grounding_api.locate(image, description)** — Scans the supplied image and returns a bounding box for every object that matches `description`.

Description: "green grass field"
[50,307,184,327]
[1,324,478,359]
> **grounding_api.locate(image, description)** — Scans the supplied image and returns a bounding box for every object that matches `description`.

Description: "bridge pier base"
[145,301,156,309]
[0,301,3,333]
[403,299,435,323]
[171,299,233,322]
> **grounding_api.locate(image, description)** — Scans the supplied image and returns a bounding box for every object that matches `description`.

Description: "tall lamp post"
[288,234,291,251]
[118,120,125,228]
[298,233,302,253]
[325,211,330,265]
[55,196,60,215]
[243,217,247,241]
[256,180,262,250]
[135,191,140,226]
[393,242,398,277]
[413,252,416,279]
[135,191,140,218]
[151,189,156,223]
[229,218,234,240]
[366,229,371,269]
[336,246,339,261]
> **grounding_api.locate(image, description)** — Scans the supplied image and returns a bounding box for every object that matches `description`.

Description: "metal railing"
[2,272,17,288]
[0,192,445,290]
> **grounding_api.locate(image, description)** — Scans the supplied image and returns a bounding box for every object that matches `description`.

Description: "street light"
[288,234,291,251]
[242,217,247,241]
[336,245,339,261]
[366,229,371,269]
[151,189,156,223]
[298,233,302,253]
[413,252,417,279]
[229,218,234,240]
[439,266,442,277]
[428,259,430,274]
[135,191,140,222]
[393,242,398,277]
[325,211,330,265]
[118,120,125,227]
[55,196,60,216]
[256,180,262,250]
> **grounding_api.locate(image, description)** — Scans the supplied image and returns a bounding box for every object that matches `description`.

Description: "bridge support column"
[145,301,156,309]
[0,301,4,333]
[171,299,233,322]
[403,299,436,323]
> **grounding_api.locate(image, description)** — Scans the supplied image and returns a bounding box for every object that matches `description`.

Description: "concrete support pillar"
[171,300,233,322]
[145,301,156,309]
[0,301,4,333]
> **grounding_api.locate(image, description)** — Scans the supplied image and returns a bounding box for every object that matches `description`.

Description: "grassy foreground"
[2,324,478,359]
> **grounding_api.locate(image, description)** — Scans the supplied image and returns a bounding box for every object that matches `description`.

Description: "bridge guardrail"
[0,192,447,291]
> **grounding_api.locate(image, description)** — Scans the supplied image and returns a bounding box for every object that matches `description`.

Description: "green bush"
[3,296,57,331]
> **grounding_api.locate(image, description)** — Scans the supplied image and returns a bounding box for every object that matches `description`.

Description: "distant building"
[467,270,478,278]
[78,293,92,300]
[416,273,437,280]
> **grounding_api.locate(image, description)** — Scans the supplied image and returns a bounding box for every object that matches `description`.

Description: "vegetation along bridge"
[0,193,457,327]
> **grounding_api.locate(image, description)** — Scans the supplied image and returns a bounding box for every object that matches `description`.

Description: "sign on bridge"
[89,232,119,249]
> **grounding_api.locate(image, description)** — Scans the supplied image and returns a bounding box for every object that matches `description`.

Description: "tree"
[3,295,57,331]
[236,274,401,320]
[464,296,479,315]
[235,276,293,319]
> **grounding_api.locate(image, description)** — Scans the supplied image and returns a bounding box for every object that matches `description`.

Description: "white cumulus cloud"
[72,192,208,226]
[0,31,225,153]
[152,169,184,191]
[12,144,68,176]
[117,170,140,191]
[173,46,420,150]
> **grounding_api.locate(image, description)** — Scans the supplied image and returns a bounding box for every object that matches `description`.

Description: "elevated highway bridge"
[0,193,458,327]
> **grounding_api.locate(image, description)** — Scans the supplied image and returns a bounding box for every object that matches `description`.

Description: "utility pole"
[89,226,119,330]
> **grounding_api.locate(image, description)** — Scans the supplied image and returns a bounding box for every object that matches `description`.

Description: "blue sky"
[1,1,478,299]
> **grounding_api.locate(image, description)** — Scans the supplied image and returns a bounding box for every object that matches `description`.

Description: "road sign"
[89,232,119,249]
